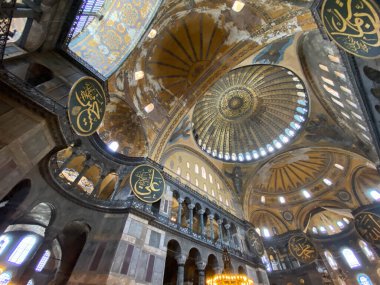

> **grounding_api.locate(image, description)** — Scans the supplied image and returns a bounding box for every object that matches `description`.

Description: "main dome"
[192,65,309,162]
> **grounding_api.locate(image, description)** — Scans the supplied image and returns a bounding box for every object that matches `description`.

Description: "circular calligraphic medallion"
[355,212,380,245]
[68,77,107,136]
[130,165,165,203]
[288,235,317,263]
[246,228,265,257]
[321,0,380,58]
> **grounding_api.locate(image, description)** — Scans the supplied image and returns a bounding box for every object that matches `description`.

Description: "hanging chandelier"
[206,274,254,285]
[206,249,255,285]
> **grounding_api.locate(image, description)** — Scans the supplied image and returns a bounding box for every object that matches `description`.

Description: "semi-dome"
[192,64,309,162]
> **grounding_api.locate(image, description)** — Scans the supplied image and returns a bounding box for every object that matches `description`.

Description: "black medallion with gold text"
[321,0,380,58]
[68,77,107,136]
[288,234,317,264]
[355,212,380,245]
[246,228,265,257]
[130,165,165,203]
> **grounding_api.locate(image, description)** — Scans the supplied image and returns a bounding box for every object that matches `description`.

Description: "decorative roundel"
[192,65,309,162]
[288,234,317,264]
[355,212,380,245]
[283,211,294,222]
[337,190,351,202]
[246,228,265,257]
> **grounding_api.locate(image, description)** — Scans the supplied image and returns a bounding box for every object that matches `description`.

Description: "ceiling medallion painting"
[192,65,309,162]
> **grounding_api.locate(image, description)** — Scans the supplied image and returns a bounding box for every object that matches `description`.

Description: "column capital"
[217,219,223,225]
[178,197,184,204]
[187,203,195,210]
[224,223,231,230]
[197,209,205,215]
[175,254,187,265]
[208,214,214,220]
[196,261,207,271]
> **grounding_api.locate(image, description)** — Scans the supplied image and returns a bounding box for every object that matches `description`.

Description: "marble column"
[91,174,106,197]
[225,223,231,246]
[177,198,184,226]
[188,203,195,231]
[110,175,124,200]
[217,219,224,243]
[72,163,90,187]
[208,214,214,240]
[176,255,187,285]
[196,261,206,285]
[198,209,205,235]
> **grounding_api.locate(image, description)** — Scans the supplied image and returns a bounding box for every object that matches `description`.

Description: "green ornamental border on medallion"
[130,164,166,204]
[321,0,380,59]
[68,76,107,136]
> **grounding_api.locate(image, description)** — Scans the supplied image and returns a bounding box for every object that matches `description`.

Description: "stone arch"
[250,210,289,236]
[53,220,91,285]
[163,239,182,284]
[205,254,219,280]
[238,265,246,274]
[185,247,203,284]
[352,166,380,206]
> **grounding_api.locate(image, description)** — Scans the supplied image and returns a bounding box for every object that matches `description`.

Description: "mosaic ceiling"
[192,65,309,163]
[69,0,162,78]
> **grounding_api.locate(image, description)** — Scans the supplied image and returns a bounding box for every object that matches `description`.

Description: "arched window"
[324,250,338,270]
[357,273,373,285]
[359,240,376,262]
[0,272,12,284]
[35,250,51,272]
[195,179,199,187]
[186,172,190,181]
[262,228,271,238]
[176,167,181,176]
[201,167,206,179]
[370,190,380,201]
[209,174,213,184]
[341,248,361,268]
[0,235,10,256]
[8,235,38,265]
[195,164,199,174]
[203,184,207,192]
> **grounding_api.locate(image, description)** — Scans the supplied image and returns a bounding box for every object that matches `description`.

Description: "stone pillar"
[176,255,187,285]
[177,198,184,226]
[188,203,195,231]
[110,175,124,200]
[198,209,205,235]
[208,214,214,240]
[91,174,106,197]
[217,219,224,243]
[196,261,206,285]
[72,163,90,187]
[225,223,231,246]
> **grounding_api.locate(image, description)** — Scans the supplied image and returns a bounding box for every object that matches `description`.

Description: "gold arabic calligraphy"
[131,165,165,203]
[322,0,380,57]
[289,236,317,263]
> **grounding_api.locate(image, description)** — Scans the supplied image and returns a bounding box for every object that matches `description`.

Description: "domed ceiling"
[146,12,229,111]
[97,97,148,157]
[245,148,352,207]
[192,65,309,162]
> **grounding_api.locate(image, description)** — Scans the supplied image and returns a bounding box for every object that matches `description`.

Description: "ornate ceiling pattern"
[146,12,229,111]
[97,97,148,157]
[192,64,309,162]
[69,0,162,77]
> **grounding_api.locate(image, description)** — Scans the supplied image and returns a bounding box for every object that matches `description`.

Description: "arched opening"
[185,248,201,285]
[53,220,90,285]
[163,239,181,285]
[205,254,219,281]
[238,265,246,274]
